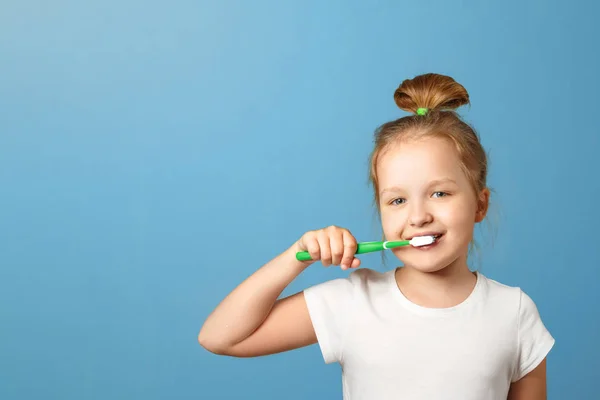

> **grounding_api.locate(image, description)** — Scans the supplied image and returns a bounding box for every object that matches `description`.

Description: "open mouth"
[407,233,444,249]
[408,232,443,241]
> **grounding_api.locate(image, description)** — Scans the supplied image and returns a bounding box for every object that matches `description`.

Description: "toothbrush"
[295,235,436,261]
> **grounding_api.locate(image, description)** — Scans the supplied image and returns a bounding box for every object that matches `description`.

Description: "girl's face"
[377,136,488,273]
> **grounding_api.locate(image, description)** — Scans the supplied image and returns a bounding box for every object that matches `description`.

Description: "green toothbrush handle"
[295,241,387,261]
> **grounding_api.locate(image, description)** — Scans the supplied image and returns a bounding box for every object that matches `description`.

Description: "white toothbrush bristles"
[409,235,436,247]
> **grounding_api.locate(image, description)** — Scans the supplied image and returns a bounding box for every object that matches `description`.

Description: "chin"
[395,252,460,274]
[403,260,451,273]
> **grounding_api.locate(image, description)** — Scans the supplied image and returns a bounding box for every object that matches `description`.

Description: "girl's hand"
[295,225,361,270]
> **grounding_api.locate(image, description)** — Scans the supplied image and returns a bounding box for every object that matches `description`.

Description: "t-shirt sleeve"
[303,275,355,364]
[512,289,555,382]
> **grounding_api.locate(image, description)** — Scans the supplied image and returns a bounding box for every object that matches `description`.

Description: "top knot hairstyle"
[393,73,470,114]
[368,73,488,212]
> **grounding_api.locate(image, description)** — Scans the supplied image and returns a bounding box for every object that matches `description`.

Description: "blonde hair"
[368,73,492,265]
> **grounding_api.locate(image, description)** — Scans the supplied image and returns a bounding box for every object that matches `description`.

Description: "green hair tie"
[416,107,429,116]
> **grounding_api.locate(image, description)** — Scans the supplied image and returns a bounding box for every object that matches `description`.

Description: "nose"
[408,200,433,227]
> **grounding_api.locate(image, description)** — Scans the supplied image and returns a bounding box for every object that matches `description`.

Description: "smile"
[405,232,444,241]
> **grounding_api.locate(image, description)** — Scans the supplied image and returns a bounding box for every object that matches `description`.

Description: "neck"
[394,254,477,308]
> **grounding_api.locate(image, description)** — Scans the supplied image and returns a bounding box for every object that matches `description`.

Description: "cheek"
[380,209,405,236]
[437,200,477,237]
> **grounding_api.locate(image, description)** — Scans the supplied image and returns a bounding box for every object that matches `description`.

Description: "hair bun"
[393,73,470,114]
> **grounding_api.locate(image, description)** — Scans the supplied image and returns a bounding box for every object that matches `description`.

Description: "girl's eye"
[391,198,406,205]
[432,191,448,198]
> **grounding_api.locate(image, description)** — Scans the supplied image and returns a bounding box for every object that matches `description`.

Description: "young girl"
[198,73,555,399]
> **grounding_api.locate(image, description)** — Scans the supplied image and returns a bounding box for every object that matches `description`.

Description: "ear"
[475,188,490,223]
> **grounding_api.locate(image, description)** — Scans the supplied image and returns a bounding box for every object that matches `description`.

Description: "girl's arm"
[198,226,360,357]
[198,244,316,357]
[507,358,548,400]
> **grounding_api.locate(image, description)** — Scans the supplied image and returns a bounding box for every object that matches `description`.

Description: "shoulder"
[478,276,556,382]
[478,273,524,308]
[478,273,541,315]
[479,273,521,295]
[478,274,554,353]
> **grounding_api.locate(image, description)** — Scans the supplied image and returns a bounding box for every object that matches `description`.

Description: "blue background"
[2,0,598,398]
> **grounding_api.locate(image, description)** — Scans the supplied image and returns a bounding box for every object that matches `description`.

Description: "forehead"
[377,137,466,187]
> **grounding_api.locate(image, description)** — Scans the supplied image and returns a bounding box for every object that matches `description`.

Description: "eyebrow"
[379,178,458,196]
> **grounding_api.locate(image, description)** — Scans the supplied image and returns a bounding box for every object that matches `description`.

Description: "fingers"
[341,229,357,270]
[350,257,361,269]
[304,234,321,262]
[298,225,359,270]
[329,227,345,266]
[317,229,333,266]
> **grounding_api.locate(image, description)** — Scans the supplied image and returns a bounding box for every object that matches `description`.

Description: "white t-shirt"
[303,267,555,400]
